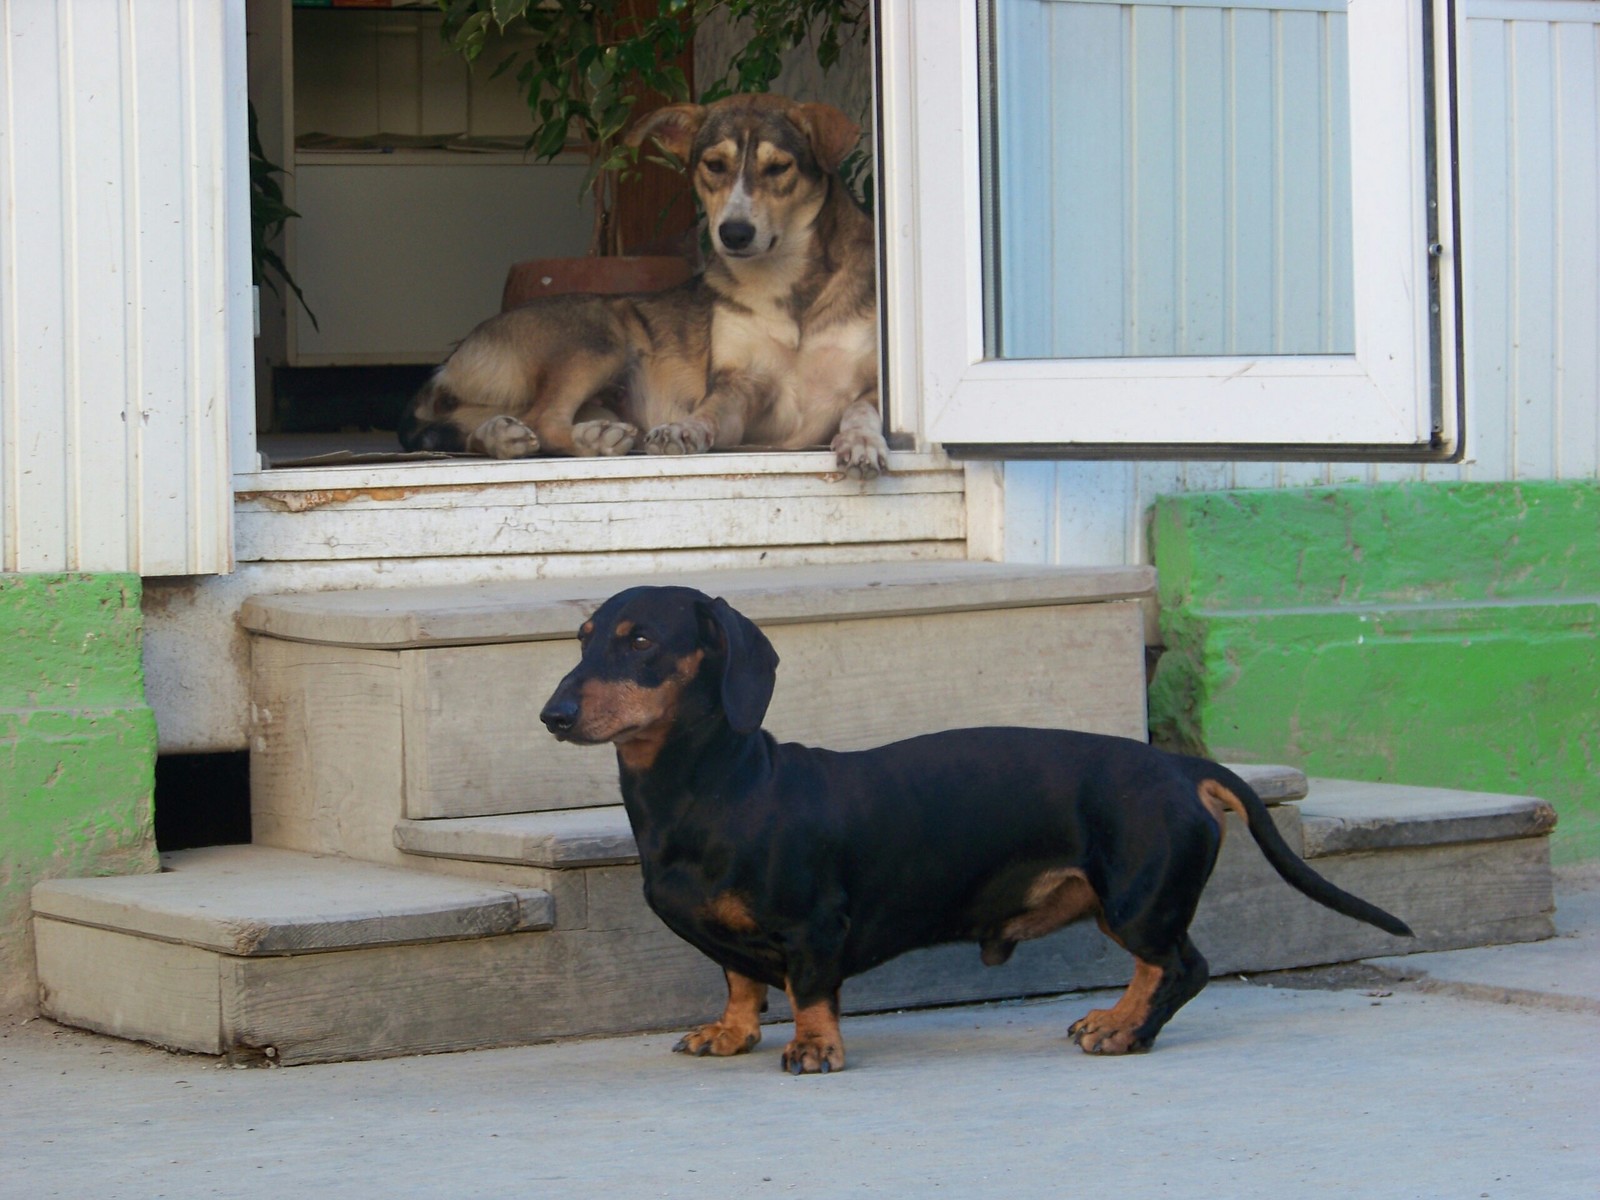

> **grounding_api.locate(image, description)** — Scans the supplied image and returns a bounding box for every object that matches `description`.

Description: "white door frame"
[877,0,1464,461]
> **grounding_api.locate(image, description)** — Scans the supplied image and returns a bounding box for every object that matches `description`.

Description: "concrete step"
[1297,778,1560,856]
[393,763,1313,875]
[398,774,1554,1028]
[241,561,1156,864]
[31,846,555,1063]
[1193,779,1557,971]
[32,778,1556,1065]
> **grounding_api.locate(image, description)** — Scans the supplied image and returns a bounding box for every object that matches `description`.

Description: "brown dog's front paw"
[1068,1011,1151,1056]
[470,414,541,459]
[781,1035,845,1075]
[673,1020,761,1058]
[643,419,716,456]
[830,428,888,480]
[572,419,639,457]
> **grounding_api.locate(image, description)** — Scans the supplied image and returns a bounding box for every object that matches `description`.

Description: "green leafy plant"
[248,101,316,329]
[438,0,871,256]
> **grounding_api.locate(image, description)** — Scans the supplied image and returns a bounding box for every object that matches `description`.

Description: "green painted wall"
[0,574,159,1016]
[1149,481,1599,862]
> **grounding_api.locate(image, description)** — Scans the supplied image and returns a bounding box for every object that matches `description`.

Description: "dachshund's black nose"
[718,220,756,252]
[540,694,579,737]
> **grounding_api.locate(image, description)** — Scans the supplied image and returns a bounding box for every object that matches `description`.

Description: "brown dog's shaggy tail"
[1186,761,1415,939]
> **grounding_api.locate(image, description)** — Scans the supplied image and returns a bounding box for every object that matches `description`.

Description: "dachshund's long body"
[540,586,1412,1073]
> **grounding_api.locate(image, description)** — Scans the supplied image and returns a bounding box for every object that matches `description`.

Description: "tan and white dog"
[397,94,888,478]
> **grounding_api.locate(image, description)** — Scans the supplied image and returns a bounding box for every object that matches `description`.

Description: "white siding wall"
[1003,0,1600,567]
[0,0,244,575]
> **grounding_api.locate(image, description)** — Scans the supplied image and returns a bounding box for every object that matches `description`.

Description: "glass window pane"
[984,0,1356,360]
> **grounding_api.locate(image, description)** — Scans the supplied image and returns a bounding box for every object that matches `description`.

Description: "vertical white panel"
[1047,462,1139,565]
[1130,5,1180,354]
[127,0,193,571]
[63,0,133,568]
[1325,12,1355,352]
[1179,6,1228,352]
[0,0,237,574]
[1511,21,1559,477]
[1463,16,1512,479]
[1050,1,1127,356]
[1002,461,1060,562]
[0,4,8,569]
[996,0,1054,356]
[3,0,71,570]
[1228,7,1276,352]
[1553,20,1600,476]
[1275,10,1326,351]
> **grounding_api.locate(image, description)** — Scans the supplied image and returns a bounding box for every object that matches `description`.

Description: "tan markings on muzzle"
[575,649,705,771]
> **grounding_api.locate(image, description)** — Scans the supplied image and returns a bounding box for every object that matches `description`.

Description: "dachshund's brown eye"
[629,633,654,651]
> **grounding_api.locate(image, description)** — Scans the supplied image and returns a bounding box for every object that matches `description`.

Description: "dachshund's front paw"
[673,1020,761,1058]
[780,1033,845,1075]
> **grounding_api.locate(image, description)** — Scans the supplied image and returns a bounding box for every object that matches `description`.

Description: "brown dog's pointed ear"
[697,596,779,735]
[626,103,706,160]
[788,103,861,174]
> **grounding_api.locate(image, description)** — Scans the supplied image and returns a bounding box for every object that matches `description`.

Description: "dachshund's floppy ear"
[697,596,779,735]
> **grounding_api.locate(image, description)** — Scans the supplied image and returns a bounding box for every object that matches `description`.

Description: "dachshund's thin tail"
[1186,762,1414,938]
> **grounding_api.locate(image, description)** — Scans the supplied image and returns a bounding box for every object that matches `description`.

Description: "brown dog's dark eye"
[763,161,791,177]
[702,158,728,176]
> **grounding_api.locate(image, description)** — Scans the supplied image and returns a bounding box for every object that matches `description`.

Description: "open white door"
[879,0,1462,460]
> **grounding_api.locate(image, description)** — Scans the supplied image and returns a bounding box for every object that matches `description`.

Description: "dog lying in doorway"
[397,95,889,479]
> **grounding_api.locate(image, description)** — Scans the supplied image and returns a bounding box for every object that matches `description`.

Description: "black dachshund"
[540,586,1411,1073]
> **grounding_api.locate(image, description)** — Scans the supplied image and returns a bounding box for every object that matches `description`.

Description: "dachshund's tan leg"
[781,982,845,1074]
[673,971,768,1057]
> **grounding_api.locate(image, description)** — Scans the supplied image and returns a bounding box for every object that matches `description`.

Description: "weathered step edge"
[30,845,555,955]
[1298,779,1558,857]
[238,561,1156,649]
[394,764,1310,869]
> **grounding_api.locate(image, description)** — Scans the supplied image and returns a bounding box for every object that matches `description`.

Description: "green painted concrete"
[0,574,158,1016]
[1149,481,1600,862]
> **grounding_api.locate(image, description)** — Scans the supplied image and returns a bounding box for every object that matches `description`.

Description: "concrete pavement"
[4,866,1597,1200]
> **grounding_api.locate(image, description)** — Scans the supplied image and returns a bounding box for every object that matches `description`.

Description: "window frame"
[877,0,1464,461]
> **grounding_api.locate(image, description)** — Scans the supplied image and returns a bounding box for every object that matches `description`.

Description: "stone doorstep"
[238,560,1156,650]
[30,776,1557,1065]
[1296,779,1559,857]
[392,764,1310,870]
[29,845,554,956]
